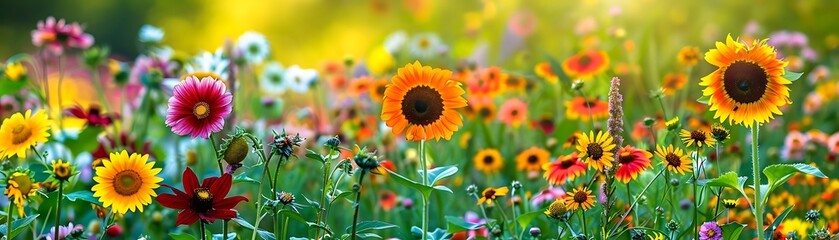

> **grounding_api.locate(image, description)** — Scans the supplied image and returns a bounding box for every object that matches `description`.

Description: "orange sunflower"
[463,97,496,123]
[534,62,559,84]
[369,78,389,102]
[564,186,595,211]
[678,46,701,66]
[615,146,653,183]
[542,152,587,185]
[516,146,550,172]
[576,131,616,172]
[562,50,609,80]
[350,76,374,97]
[565,97,609,122]
[662,73,687,96]
[504,75,528,93]
[381,61,468,141]
[474,148,503,174]
[699,35,791,127]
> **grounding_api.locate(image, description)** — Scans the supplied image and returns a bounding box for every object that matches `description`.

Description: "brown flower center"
[191,188,214,213]
[401,86,444,126]
[483,188,497,199]
[723,61,768,104]
[483,155,495,165]
[573,191,588,203]
[113,170,143,196]
[577,55,592,67]
[691,130,708,143]
[560,158,576,168]
[193,102,210,119]
[11,123,33,145]
[665,153,681,167]
[618,151,635,164]
[587,143,604,160]
[527,155,539,164]
[478,107,492,118]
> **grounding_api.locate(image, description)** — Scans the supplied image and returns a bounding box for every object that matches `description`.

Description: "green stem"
[609,169,665,235]
[581,211,588,236]
[752,123,764,240]
[281,215,290,240]
[199,220,207,240]
[419,140,429,240]
[54,181,64,240]
[315,151,332,239]
[210,133,223,175]
[91,66,112,112]
[713,143,724,219]
[657,97,668,121]
[223,220,229,240]
[563,221,578,237]
[577,90,596,130]
[350,172,367,240]
[272,156,285,238]
[250,165,270,240]
[6,200,12,239]
[511,188,521,239]
[693,154,699,239]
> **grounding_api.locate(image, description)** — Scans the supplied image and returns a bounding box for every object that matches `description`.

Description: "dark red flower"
[64,104,119,127]
[90,133,151,160]
[156,168,248,225]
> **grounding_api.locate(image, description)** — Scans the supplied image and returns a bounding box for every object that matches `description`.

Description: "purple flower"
[42,222,83,240]
[699,222,722,240]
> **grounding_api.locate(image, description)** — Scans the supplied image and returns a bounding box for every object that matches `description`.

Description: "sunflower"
[661,73,687,96]
[699,35,791,127]
[655,145,692,175]
[615,146,653,183]
[4,169,40,217]
[516,147,550,172]
[477,186,508,205]
[564,186,595,211]
[565,97,609,122]
[381,61,468,141]
[92,150,163,214]
[498,98,528,127]
[542,152,587,185]
[0,110,51,159]
[680,128,716,148]
[534,62,558,84]
[678,46,700,66]
[369,78,389,102]
[464,97,496,123]
[722,199,737,209]
[576,131,616,172]
[474,148,503,174]
[562,50,609,80]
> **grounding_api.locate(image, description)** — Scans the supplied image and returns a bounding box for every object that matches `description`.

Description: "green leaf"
[761,164,827,206]
[63,126,104,155]
[345,220,397,234]
[433,185,453,194]
[231,216,275,240]
[418,165,459,186]
[763,205,793,239]
[0,214,40,238]
[516,209,546,229]
[233,175,260,185]
[169,233,199,240]
[64,191,101,205]
[257,230,276,240]
[305,149,325,163]
[697,95,710,104]
[386,169,435,198]
[279,209,307,224]
[230,217,256,230]
[720,222,746,240]
[332,190,354,203]
[697,172,748,201]
[0,80,26,96]
[445,216,483,234]
[783,70,803,81]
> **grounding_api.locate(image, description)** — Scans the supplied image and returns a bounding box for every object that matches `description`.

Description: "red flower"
[615,145,653,183]
[64,104,119,127]
[156,168,248,225]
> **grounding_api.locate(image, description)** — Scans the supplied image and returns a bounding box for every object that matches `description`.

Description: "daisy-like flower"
[677,46,700,66]
[503,75,528,93]
[781,131,808,161]
[615,146,653,183]
[237,31,270,64]
[185,50,229,81]
[564,186,595,211]
[544,199,567,219]
[4,169,40,217]
[722,199,737,209]
[368,78,389,102]
[477,186,508,205]
[157,168,248,225]
[661,73,687,96]
[282,65,318,94]
[576,131,616,172]
[165,76,233,139]
[259,61,286,95]
[0,110,51,159]
[380,61,467,141]
[350,76,374,97]
[383,31,408,54]
[409,32,444,59]
[699,35,791,127]
[64,104,119,127]
[467,67,504,97]
[534,62,558,84]
[463,97,496,123]
[698,222,722,240]
[516,146,550,173]
[565,97,609,122]
[91,151,162,214]
[656,145,692,174]
[31,17,94,55]
[4,62,27,81]
[680,128,716,148]
[498,98,528,127]
[543,152,587,185]
[562,50,609,80]
[138,24,164,44]
[530,187,565,208]
[474,148,503,174]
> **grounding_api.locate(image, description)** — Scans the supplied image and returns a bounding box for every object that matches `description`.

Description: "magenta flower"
[165,76,232,139]
[699,222,722,240]
[31,17,94,55]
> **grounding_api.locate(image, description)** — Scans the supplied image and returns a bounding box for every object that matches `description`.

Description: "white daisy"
[260,61,286,95]
[409,32,444,59]
[185,49,229,80]
[237,31,271,64]
[282,65,317,93]
[138,24,164,43]
[383,30,408,54]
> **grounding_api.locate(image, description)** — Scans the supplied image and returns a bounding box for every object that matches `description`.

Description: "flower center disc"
[723,61,768,104]
[527,155,539,164]
[618,151,634,164]
[587,143,604,160]
[560,158,576,168]
[483,155,495,165]
[192,188,214,213]
[574,191,588,203]
[483,189,496,199]
[401,86,444,126]
[193,102,210,119]
[11,123,33,145]
[665,153,682,167]
[113,170,143,196]
[691,130,707,143]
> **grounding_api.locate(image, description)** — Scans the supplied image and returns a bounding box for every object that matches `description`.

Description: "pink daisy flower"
[31,17,94,55]
[165,76,232,139]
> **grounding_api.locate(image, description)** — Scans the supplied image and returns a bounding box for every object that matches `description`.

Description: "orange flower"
[565,97,609,122]
[369,78,389,102]
[615,146,653,183]
[661,73,687,96]
[542,152,587,185]
[562,50,609,80]
[467,67,504,97]
[379,190,397,211]
[498,98,528,127]
[534,62,558,84]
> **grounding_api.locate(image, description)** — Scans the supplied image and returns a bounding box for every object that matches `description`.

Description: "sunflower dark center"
[191,188,214,213]
[483,155,495,165]
[573,191,588,203]
[723,61,768,104]
[578,55,592,67]
[478,107,492,118]
[401,86,444,126]
[584,101,596,108]
[11,123,32,145]
[483,189,496,199]
[527,155,539,164]
[691,130,707,142]
[587,143,604,160]
[113,170,143,196]
[665,153,681,167]
[618,151,635,164]
[489,72,496,80]
[560,158,576,168]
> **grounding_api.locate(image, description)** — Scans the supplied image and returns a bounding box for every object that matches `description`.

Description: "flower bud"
[223,136,249,165]
[529,227,541,237]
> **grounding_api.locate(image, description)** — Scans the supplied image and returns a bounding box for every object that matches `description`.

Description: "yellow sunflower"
[0,110,51,159]
[679,128,716,148]
[92,150,163,214]
[564,186,595,211]
[4,169,40,217]
[380,61,468,141]
[655,145,692,175]
[474,148,503,174]
[699,35,791,127]
[576,131,616,172]
[515,146,550,172]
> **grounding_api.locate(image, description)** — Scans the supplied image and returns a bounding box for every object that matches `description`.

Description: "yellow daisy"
[576,131,616,172]
[680,128,716,148]
[4,169,40,217]
[655,145,692,175]
[474,148,503,174]
[0,110,51,159]
[92,150,163,214]
[564,186,595,211]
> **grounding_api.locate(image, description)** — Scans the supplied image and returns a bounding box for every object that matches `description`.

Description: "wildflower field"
[1,1,838,239]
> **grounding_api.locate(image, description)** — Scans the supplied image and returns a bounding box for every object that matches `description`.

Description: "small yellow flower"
[4,63,27,81]
[544,199,567,219]
[50,159,76,181]
[723,199,737,209]
[564,186,595,211]
[477,186,508,205]
[4,169,40,217]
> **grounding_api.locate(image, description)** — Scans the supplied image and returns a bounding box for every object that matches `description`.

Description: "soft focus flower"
[237,31,270,64]
[661,73,687,96]
[367,46,396,75]
[530,187,565,208]
[138,24,164,43]
[157,168,248,225]
[4,62,27,81]
[543,152,587,185]
[409,32,444,59]
[260,61,286,95]
[92,151,162,214]
[64,104,119,127]
[534,62,558,84]
[0,110,51,159]
[383,31,408,54]
[4,169,40,217]
[282,65,318,93]
[498,98,527,127]
[478,186,508,205]
[677,46,700,66]
[165,76,233,139]
[565,97,609,122]
[562,50,609,80]
[42,222,84,240]
[31,17,94,54]
[185,50,229,81]
[474,148,503,174]
[781,131,808,161]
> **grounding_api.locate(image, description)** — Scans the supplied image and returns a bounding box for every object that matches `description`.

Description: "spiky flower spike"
[602,77,624,236]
